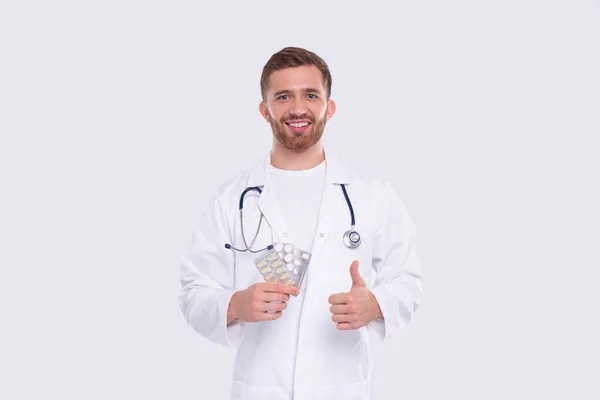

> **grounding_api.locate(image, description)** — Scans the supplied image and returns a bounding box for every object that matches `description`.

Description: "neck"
[270,140,325,170]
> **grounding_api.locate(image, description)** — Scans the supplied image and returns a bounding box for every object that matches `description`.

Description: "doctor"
[179,47,423,400]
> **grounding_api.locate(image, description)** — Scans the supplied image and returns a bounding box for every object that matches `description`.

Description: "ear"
[259,101,270,122]
[325,99,336,121]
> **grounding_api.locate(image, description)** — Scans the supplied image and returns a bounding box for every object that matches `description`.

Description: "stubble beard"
[270,114,327,153]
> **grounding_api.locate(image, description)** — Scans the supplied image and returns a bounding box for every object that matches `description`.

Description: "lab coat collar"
[245,147,352,188]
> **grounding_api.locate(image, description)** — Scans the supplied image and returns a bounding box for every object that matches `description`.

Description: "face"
[259,65,336,152]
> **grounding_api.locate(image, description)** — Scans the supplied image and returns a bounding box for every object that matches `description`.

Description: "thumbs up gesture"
[328,261,383,330]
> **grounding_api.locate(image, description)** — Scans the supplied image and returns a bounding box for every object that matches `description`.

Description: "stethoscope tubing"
[339,184,356,228]
[226,184,360,252]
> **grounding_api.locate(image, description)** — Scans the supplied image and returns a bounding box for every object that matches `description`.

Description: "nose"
[289,98,307,117]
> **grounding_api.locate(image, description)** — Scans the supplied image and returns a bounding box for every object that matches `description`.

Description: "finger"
[349,260,366,287]
[328,292,353,305]
[253,300,286,312]
[262,292,290,302]
[336,322,357,330]
[331,313,355,323]
[261,282,301,296]
[329,304,352,314]
[255,311,282,321]
[259,301,288,312]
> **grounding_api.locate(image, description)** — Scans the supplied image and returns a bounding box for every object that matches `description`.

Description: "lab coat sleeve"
[367,181,423,341]
[179,193,244,348]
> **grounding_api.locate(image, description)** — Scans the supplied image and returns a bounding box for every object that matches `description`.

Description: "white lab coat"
[179,148,423,400]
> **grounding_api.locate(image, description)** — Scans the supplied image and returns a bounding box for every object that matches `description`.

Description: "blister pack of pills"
[253,242,310,288]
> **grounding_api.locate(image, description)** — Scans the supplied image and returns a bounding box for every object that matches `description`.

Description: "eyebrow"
[273,88,322,97]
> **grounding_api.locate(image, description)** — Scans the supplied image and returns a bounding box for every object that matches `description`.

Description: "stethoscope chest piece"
[343,229,361,249]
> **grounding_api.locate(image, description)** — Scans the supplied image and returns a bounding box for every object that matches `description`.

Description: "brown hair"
[260,47,332,100]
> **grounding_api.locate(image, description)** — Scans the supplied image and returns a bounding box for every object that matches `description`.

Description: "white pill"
[293,268,300,275]
[284,253,293,262]
[274,243,283,252]
[294,259,301,267]
[284,244,293,253]
[301,253,309,260]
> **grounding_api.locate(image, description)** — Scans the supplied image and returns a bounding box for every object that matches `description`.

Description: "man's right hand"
[227,282,300,324]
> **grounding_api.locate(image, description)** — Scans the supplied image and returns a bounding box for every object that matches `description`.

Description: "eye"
[277,95,289,100]
[307,94,318,99]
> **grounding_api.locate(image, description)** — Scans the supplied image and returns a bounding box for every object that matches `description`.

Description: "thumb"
[350,260,366,287]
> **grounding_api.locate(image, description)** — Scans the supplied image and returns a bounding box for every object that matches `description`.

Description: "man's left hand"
[328,260,383,330]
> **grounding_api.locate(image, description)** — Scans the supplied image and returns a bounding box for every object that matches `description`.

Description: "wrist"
[369,291,383,321]
[227,292,240,322]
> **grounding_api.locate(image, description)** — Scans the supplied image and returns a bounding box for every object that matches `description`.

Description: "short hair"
[260,47,332,100]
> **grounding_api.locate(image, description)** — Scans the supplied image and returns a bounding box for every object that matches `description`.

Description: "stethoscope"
[224,184,361,252]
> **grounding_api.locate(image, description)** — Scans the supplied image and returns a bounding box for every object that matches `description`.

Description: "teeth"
[289,122,309,128]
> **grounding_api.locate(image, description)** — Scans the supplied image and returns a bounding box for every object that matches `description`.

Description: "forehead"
[266,65,326,94]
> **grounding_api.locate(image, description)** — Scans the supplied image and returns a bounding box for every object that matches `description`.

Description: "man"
[179,47,423,400]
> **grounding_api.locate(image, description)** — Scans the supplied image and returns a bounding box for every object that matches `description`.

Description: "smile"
[285,120,311,133]
[286,121,310,128]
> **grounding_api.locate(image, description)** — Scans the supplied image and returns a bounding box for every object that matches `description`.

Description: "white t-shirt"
[268,160,326,254]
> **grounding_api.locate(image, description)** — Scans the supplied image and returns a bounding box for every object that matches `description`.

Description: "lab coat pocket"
[313,379,369,400]
[230,380,289,400]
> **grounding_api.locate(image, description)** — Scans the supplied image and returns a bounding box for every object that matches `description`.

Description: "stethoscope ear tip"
[224,243,231,249]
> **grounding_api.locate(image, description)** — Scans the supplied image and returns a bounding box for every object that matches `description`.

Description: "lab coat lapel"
[252,157,288,244]
[256,180,288,244]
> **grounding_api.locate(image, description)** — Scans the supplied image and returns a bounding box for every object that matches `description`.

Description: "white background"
[1,1,599,399]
